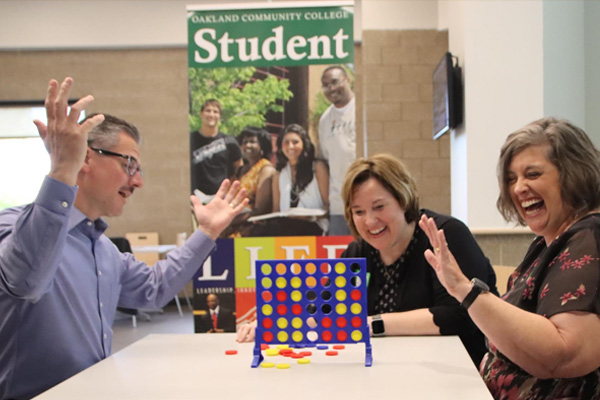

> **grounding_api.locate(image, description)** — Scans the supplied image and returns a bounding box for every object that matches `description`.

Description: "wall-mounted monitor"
[432,52,463,140]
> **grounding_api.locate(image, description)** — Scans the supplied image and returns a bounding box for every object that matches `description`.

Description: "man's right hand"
[33,77,104,186]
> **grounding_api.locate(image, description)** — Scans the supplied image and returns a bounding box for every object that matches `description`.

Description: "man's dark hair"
[84,113,140,149]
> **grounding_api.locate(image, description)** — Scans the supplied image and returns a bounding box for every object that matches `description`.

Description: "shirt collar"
[68,206,109,237]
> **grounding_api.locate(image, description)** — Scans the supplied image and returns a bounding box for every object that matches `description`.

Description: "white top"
[318,97,356,215]
[33,334,493,399]
[279,163,328,233]
[278,163,325,211]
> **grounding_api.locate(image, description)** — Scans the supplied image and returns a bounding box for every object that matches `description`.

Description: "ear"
[80,147,94,174]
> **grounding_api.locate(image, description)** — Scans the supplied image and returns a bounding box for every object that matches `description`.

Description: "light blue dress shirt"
[0,176,215,400]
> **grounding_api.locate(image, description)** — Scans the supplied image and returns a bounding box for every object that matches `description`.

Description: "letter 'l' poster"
[188,1,356,333]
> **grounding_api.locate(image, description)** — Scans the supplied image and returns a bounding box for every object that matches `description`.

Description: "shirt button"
[104,334,108,339]
[100,302,103,308]
[87,221,93,226]
[98,270,103,276]
[61,201,69,208]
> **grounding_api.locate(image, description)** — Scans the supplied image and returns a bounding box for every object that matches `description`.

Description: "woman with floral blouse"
[420,117,600,399]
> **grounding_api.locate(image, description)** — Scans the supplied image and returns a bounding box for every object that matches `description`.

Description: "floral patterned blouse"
[480,214,600,399]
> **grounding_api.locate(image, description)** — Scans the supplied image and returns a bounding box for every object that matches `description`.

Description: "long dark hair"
[275,124,315,193]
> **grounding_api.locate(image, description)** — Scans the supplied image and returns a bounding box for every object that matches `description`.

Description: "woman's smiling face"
[281,132,303,164]
[350,177,411,262]
[241,135,261,163]
[507,144,574,244]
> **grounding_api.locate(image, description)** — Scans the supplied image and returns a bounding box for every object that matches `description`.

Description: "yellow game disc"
[335,276,346,288]
[292,330,303,342]
[276,277,287,289]
[291,290,302,302]
[291,277,302,288]
[276,344,290,349]
[335,262,346,274]
[277,318,288,329]
[351,330,363,341]
[261,362,275,368]
[265,349,280,356]
[276,363,291,369]
[291,317,303,329]
[297,359,311,365]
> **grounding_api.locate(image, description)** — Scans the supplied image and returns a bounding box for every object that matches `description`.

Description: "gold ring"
[229,203,235,208]
[435,247,440,252]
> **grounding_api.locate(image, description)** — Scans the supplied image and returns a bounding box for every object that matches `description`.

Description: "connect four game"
[252,258,372,367]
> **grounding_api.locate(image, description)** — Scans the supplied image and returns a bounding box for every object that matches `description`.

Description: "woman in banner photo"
[340,153,497,366]
[221,126,276,238]
[420,117,600,399]
[271,123,329,236]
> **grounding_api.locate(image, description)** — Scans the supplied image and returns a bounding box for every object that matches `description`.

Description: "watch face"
[372,319,385,335]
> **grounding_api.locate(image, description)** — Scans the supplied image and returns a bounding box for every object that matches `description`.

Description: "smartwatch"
[460,278,490,310]
[371,314,385,337]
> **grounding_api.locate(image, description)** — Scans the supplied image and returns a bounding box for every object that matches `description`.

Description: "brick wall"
[359,29,451,214]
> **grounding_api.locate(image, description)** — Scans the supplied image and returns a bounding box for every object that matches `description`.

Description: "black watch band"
[371,314,385,336]
[460,278,490,310]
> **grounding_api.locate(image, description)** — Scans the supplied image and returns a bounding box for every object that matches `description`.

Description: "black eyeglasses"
[89,147,142,177]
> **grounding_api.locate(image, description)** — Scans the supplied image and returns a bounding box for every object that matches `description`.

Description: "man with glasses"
[0,77,248,400]
[318,65,356,235]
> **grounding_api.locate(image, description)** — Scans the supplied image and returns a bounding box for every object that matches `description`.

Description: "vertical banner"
[188,1,355,333]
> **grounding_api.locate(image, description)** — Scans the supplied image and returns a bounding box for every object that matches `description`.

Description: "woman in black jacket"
[341,153,497,365]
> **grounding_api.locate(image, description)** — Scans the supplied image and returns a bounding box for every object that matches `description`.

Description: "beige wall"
[361,30,451,214]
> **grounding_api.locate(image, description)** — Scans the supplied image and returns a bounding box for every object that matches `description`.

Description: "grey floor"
[112,303,194,353]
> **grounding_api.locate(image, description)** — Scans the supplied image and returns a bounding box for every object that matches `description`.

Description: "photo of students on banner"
[188,3,355,238]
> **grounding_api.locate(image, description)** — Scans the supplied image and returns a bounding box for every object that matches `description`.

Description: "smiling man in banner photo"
[190,99,243,197]
[318,65,356,236]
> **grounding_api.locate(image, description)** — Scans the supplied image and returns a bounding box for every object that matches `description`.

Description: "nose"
[364,210,377,227]
[512,176,527,196]
[129,171,144,189]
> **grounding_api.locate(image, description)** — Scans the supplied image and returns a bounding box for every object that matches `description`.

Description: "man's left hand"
[191,179,248,240]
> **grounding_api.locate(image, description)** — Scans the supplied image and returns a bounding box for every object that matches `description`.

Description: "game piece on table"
[261,343,269,350]
[225,350,238,355]
[297,358,311,365]
[333,345,345,350]
[276,363,291,369]
[325,351,338,356]
[265,349,280,357]
[261,362,275,368]
[251,258,372,368]
[300,351,312,357]
[279,348,294,356]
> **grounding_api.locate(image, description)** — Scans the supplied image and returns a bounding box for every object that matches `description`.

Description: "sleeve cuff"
[34,175,77,216]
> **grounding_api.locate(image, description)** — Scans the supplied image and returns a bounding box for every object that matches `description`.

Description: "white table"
[34,334,492,399]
